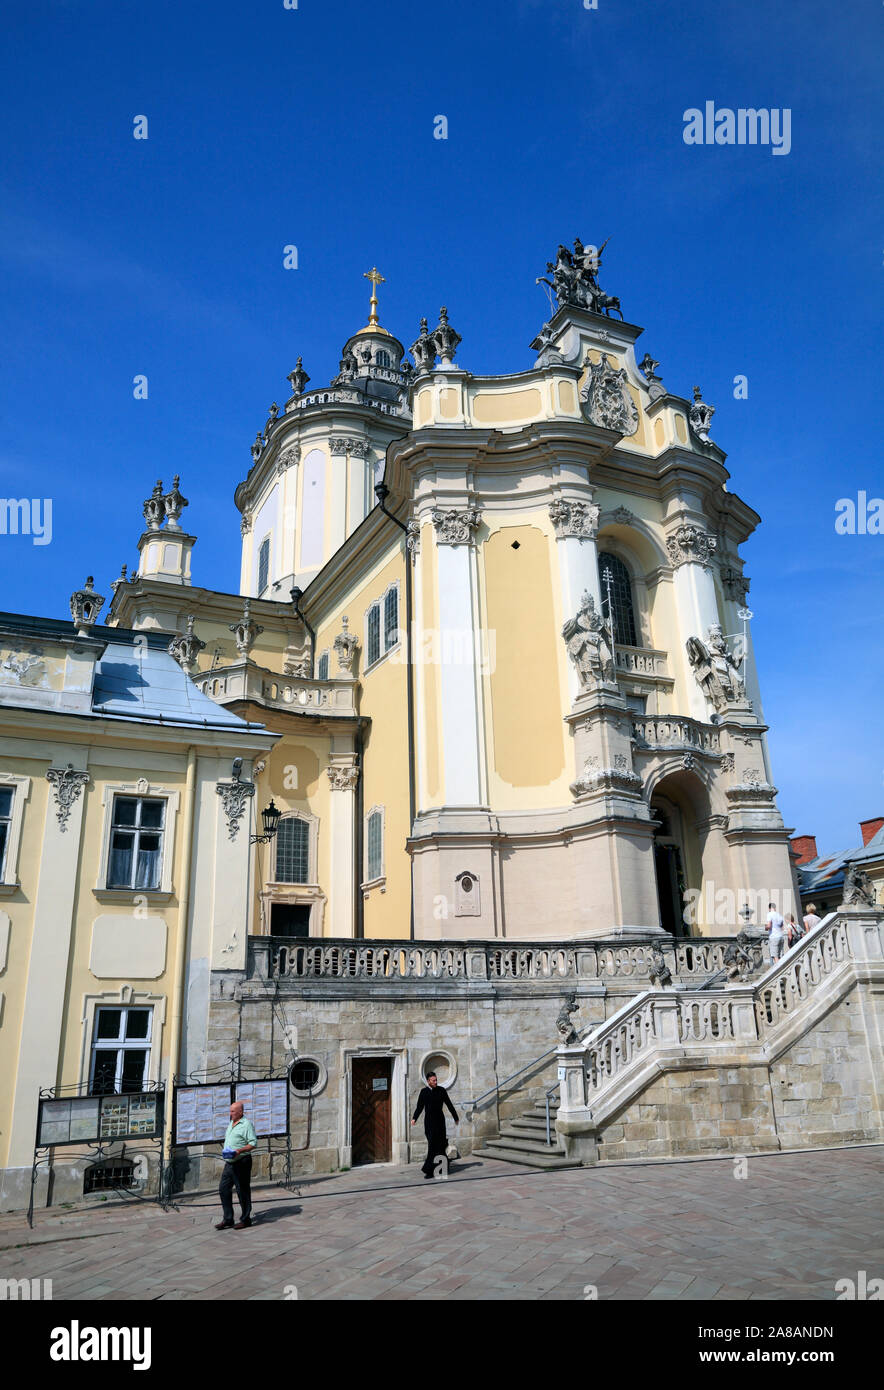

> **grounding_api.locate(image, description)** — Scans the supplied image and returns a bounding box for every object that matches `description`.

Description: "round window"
[289,1058,321,1093]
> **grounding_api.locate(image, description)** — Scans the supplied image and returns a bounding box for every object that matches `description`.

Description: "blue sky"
[0,0,881,850]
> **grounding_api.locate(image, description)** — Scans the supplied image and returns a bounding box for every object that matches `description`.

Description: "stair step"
[473,1144,578,1171]
[493,1133,568,1157]
[507,1120,557,1138]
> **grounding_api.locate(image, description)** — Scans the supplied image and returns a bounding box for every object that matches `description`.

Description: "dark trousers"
[421,1124,448,1177]
[219,1155,252,1222]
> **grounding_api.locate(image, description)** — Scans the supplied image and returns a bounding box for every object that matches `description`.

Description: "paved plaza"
[2,1146,881,1301]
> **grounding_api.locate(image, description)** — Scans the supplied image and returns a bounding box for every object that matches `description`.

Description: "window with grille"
[84,1160,136,1193]
[317,651,329,680]
[383,587,398,650]
[598,553,638,647]
[107,796,165,890]
[0,786,12,880]
[275,816,310,883]
[366,809,383,881]
[257,537,271,594]
[366,605,380,666]
[376,350,390,368]
[90,1007,152,1095]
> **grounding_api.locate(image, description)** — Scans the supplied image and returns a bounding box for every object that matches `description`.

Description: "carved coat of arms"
[581,354,638,436]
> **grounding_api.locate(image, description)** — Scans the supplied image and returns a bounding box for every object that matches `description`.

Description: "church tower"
[235,269,412,599]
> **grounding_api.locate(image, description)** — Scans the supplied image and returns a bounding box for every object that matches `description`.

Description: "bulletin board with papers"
[36,1091,163,1147]
[172,1079,289,1146]
[234,1080,289,1138]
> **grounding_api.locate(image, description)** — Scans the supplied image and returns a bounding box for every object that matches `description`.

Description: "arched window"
[275,816,310,884]
[366,808,384,882]
[384,586,398,648]
[598,553,638,647]
[257,537,271,594]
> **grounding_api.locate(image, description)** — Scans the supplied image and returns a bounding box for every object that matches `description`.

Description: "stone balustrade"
[614,645,671,680]
[631,715,721,753]
[246,933,761,985]
[197,664,358,717]
[560,911,877,1120]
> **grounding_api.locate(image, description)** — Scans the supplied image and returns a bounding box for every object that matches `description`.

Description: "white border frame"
[94,781,180,896]
[339,1045,408,1168]
[362,803,386,892]
[363,579,402,673]
[79,985,168,1090]
[0,773,30,893]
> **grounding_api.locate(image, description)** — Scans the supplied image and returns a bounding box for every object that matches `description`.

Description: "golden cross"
[363,266,385,327]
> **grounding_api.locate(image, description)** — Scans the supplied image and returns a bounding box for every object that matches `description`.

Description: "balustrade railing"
[250,934,757,984]
[631,716,721,753]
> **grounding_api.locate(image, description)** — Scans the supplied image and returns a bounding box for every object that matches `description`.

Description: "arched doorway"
[649,770,712,937]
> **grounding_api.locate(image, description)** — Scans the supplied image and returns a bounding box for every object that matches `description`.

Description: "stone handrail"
[558,911,878,1127]
[631,715,721,753]
[249,934,762,984]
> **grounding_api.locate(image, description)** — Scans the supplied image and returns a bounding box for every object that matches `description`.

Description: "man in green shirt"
[216,1101,257,1230]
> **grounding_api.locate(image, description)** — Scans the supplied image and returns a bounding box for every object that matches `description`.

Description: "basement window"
[84,1160,136,1194]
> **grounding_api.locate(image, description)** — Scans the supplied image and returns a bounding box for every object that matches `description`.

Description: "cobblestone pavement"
[2,1146,881,1301]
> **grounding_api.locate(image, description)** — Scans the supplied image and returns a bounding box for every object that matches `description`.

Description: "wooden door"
[351,1058,393,1165]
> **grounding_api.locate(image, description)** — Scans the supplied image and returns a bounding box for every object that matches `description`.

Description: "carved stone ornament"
[721,566,751,603]
[168,615,206,674]
[431,305,461,367]
[327,762,360,791]
[610,506,636,526]
[250,432,264,462]
[240,512,252,537]
[216,764,255,842]
[333,615,359,675]
[689,385,715,443]
[666,523,717,568]
[562,591,616,690]
[842,862,876,907]
[555,993,579,1045]
[409,316,438,373]
[529,321,564,367]
[229,600,264,657]
[648,946,673,988]
[277,446,300,474]
[580,353,639,435]
[548,498,600,540]
[570,756,642,799]
[639,353,665,401]
[46,763,90,832]
[163,475,188,530]
[431,506,482,546]
[686,624,750,714]
[70,576,105,636]
[406,519,421,557]
[287,357,310,396]
[329,436,367,458]
[142,479,165,529]
[721,752,735,773]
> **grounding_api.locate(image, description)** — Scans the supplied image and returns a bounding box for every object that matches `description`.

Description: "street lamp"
[251,800,282,845]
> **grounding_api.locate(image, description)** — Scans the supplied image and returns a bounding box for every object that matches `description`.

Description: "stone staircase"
[474,1096,577,1170]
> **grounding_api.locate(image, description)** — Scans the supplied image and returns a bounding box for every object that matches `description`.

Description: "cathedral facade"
[111,242,798,945]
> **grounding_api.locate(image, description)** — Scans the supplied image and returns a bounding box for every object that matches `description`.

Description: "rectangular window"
[0,786,12,880]
[317,652,329,681]
[258,537,271,594]
[275,817,310,884]
[107,796,165,890]
[384,587,399,651]
[90,1006,152,1095]
[367,604,380,666]
[367,810,383,882]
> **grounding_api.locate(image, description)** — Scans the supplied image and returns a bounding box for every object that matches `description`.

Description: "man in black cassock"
[411,1071,459,1178]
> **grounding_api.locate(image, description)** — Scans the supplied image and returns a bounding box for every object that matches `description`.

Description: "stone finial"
[409,317,437,374]
[163,475,188,530]
[168,615,205,674]
[689,385,715,443]
[639,353,665,401]
[432,306,461,367]
[287,357,310,396]
[70,576,105,636]
[143,479,165,529]
[111,562,129,591]
[229,599,264,658]
[333,614,359,676]
[250,432,264,462]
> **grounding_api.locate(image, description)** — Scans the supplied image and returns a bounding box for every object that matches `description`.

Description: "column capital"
[431,505,482,546]
[46,764,90,833]
[549,498,600,540]
[327,760,360,792]
[665,522,717,569]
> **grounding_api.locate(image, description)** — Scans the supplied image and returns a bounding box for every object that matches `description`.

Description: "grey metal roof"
[92,640,256,728]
